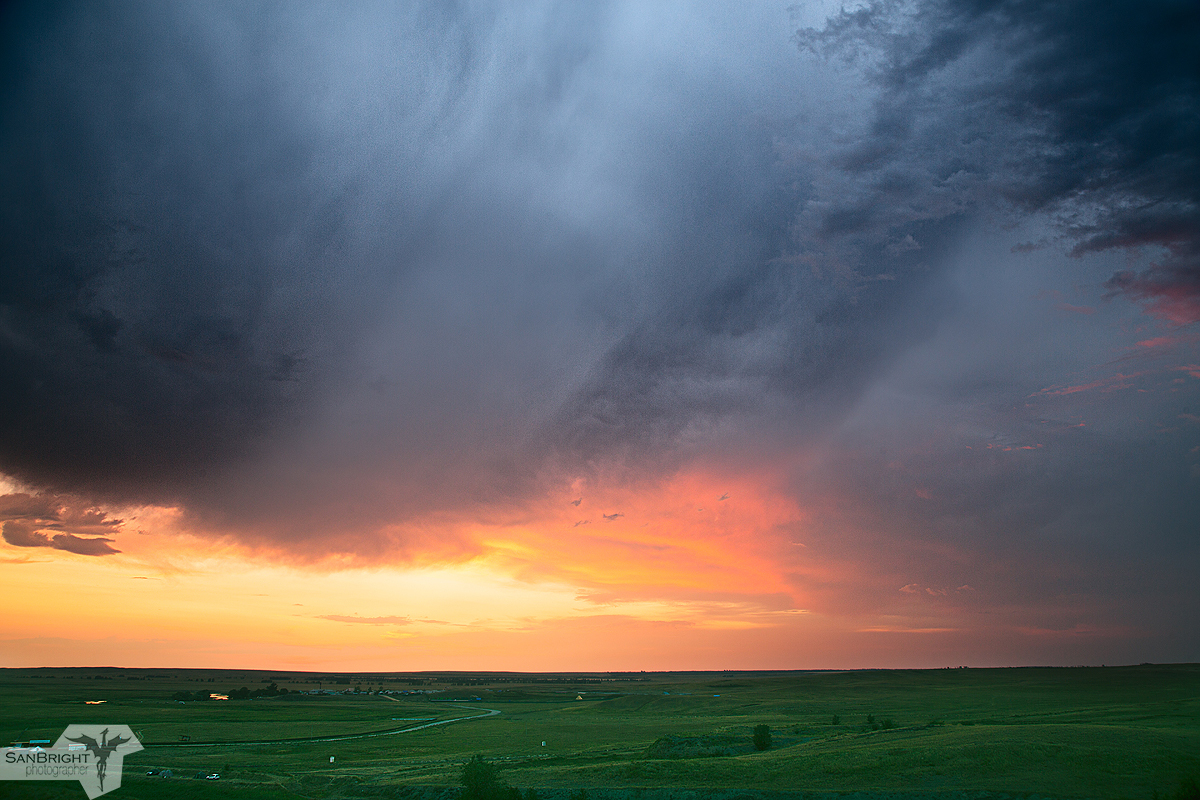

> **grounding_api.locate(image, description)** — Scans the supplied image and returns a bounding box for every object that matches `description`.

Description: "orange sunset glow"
[1,0,1197,674]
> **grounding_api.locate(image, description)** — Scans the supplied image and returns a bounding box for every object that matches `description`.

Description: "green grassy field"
[1,665,1197,800]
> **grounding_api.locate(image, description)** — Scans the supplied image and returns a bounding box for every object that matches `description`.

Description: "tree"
[752,724,772,751]
[460,755,517,800]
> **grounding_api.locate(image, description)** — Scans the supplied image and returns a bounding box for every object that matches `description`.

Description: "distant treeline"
[442,676,648,686]
[171,682,289,701]
[257,675,649,686]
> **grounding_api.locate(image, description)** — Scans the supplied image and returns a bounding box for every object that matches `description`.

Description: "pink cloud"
[1137,336,1185,349]
[1033,372,1146,397]
[1105,262,1200,325]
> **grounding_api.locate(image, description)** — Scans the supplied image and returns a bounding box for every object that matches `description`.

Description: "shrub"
[460,755,512,800]
[832,715,840,725]
[752,724,772,751]
[1168,776,1199,800]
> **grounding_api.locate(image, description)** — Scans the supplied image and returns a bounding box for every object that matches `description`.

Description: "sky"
[0,0,1197,672]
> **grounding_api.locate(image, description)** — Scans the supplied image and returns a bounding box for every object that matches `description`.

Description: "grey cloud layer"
[1,0,1197,577]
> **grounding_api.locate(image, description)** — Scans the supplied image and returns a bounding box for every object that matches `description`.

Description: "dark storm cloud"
[0,0,1196,568]
[5,0,864,530]
[0,0,622,507]
[795,0,1200,319]
[0,1,340,499]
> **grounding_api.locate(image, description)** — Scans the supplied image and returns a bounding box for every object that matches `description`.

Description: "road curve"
[145,706,501,748]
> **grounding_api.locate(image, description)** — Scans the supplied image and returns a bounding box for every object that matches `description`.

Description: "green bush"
[752,724,772,751]
[460,755,518,800]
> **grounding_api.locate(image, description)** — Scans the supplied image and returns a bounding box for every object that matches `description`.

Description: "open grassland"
[1,665,1197,800]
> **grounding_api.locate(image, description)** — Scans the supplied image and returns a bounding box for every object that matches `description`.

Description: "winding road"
[147,701,501,748]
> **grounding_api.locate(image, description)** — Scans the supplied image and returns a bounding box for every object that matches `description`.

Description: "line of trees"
[171,682,289,702]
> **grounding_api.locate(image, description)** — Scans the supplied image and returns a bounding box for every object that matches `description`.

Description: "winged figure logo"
[67,728,130,792]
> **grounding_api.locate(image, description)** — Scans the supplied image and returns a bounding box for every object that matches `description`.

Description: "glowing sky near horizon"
[1,0,1197,671]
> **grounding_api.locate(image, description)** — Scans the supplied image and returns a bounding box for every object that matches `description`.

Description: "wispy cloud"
[317,615,413,626]
[0,493,122,556]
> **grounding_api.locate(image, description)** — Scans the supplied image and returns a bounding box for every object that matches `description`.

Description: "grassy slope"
[0,666,1196,800]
